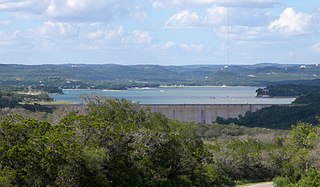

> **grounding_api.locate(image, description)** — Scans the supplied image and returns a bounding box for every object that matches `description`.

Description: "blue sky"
[0,0,320,65]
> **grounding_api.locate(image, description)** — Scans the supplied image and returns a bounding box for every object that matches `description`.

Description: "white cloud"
[164,10,201,28]
[80,25,124,40]
[85,30,105,40]
[31,22,151,47]
[269,8,312,34]
[37,21,78,37]
[166,6,273,29]
[203,7,228,25]
[46,0,133,21]
[0,0,134,22]
[35,21,127,42]
[215,25,286,45]
[180,43,205,53]
[0,0,33,11]
[152,1,166,8]
[165,41,175,48]
[105,26,124,39]
[153,0,279,8]
[121,30,152,44]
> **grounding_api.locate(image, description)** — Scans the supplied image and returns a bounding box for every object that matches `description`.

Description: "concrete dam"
[47,104,290,124]
[143,104,279,124]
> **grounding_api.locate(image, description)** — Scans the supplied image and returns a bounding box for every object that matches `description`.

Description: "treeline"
[0,90,53,112]
[293,93,320,105]
[1,98,320,186]
[0,91,18,108]
[200,123,320,187]
[256,84,320,97]
[272,124,320,186]
[33,85,63,94]
[0,98,230,186]
[0,85,63,94]
[218,93,320,129]
[0,91,53,106]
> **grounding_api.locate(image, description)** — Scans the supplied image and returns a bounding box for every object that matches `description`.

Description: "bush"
[296,169,320,187]
[0,98,234,186]
[273,177,291,187]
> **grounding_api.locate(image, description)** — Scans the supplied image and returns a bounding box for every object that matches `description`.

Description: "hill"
[1,63,320,89]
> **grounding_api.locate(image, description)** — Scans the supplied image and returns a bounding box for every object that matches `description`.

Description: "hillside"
[1,63,320,89]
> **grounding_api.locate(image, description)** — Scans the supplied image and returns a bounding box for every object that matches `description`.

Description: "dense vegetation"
[275,78,320,87]
[218,92,320,129]
[0,90,53,112]
[256,84,320,97]
[0,98,320,186]
[0,91,19,108]
[0,98,228,186]
[1,63,320,90]
[293,93,320,105]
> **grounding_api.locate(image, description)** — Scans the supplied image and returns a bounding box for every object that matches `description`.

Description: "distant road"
[246,182,274,187]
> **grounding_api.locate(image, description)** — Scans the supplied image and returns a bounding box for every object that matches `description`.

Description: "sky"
[0,0,320,65]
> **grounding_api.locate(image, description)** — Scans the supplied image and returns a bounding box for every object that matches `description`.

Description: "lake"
[51,86,295,105]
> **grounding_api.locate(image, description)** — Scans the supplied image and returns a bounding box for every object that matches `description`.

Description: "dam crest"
[144,104,288,124]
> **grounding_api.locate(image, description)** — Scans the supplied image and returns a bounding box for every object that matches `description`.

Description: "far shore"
[62,88,99,91]
[158,85,260,88]
[62,85,263,91]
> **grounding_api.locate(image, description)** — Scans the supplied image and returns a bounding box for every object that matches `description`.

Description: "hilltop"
[1,63,320,90]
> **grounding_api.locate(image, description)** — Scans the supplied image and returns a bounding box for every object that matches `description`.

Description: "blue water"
[51,86,295,104]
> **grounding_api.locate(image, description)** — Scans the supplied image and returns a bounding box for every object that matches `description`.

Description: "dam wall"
[46,104,292,124]
[144,104,279,124]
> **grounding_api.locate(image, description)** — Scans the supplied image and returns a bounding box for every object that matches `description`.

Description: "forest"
[256,84,320,97]
[1,63,320,90]
[0,97,320,186]
[217,92,320,129]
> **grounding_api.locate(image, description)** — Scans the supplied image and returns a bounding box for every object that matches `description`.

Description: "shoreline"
[256,96,296,99]
[159,85,260,88]
[62,85,263,91]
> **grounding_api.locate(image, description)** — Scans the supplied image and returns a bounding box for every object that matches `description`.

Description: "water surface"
[51,86,295,104]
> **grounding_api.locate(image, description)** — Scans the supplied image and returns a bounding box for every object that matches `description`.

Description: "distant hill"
[0,63,320,89]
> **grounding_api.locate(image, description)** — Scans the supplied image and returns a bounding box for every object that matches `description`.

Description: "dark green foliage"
[295,169,320,187]
[293,93,320,105]
[194,124,287,184]
[218,93,320,129]
[0,90,53,112]
[208,138,283,182]
[0,98,230,186]
[195,123,284,140]
[236,105,320,129]
[0,91,18,108]
[19,103,53,113]
[202,123,320,186]
[192,163,233,187]
[68,97,210,186]
[275,78,320,87]
[271,123,320,186]
[273,177,291,187]
[0,117,97,186]
[1,98,320,186]
[256,84,320,97]
[32,85,63,94]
